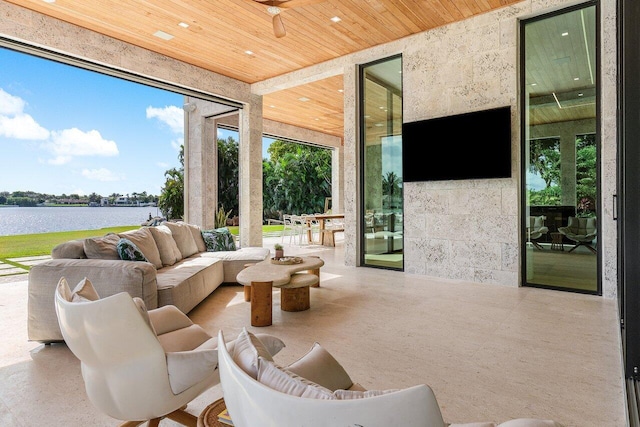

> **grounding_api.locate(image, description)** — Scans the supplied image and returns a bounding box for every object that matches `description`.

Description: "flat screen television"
[402,106,512,182]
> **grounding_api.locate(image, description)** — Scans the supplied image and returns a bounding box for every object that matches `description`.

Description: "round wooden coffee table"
[197,397,228,427]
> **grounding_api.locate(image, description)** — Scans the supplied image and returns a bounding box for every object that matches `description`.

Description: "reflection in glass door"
[359,56,403,270]
[521,3,599,293]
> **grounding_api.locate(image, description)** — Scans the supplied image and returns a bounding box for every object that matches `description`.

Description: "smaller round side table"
[197,397,228,427]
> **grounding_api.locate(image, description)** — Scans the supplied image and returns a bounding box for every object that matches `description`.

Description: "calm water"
[0,206,161,236]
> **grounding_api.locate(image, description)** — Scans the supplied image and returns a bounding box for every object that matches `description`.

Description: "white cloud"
[157,162,169,168]
[0,88,25,115]
[48,155,72,165]
[81,168,123,182]
[146,105,184,134]
[45,128,118,164]
[0,114,50,140]
[0,88,50,140]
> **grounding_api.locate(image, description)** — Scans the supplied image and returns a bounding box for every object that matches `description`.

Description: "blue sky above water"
[0,47,272,197]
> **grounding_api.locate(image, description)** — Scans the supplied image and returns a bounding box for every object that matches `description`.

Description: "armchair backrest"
[217,330,446,427]
[566,216,597,235]
[528,215,546,230]
[55,289,205,421]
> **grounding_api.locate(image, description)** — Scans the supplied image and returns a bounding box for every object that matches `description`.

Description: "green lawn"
[0,224,285,259]
[0,226,139,259]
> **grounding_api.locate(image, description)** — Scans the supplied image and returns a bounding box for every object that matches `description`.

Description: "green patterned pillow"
[117,238,149,262]
[201,228,237,252]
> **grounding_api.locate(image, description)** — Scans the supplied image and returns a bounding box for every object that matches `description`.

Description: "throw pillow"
[231,327,275,379]
[333,388,399,399]
[201,227,237,252]
[83,233,120,260]
[118,228,163,269]
[148,225,182,266]
[184,223,207,253]
[57,277,101,302]
[162,221,199,258]
[72,277,101,301]
[117,238,149,262]
[257,357,335,399]
[286,342,354,391]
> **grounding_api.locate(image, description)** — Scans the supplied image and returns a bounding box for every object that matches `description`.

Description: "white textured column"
[343,66,358,266]
[239,94,264,248]
[185,98,234,229]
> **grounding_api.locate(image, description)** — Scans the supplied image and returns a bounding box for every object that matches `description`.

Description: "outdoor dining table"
[303,213,345,245]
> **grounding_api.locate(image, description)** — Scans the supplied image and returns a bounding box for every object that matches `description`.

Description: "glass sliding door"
[359,55,403,270]
[521,3,599,293]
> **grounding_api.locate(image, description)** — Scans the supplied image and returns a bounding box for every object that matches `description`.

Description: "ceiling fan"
[252,0,323,38]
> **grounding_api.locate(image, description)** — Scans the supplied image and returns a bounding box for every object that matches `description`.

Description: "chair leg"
[531,241,544,250]
[118,407,196,427]
[166,408,198,426]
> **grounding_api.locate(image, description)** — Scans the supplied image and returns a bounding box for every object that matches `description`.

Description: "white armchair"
[558,216,597,254]
[55,276,219,426]
[527,215,549,250]
[218,328,447,427]
[217,328,565,427]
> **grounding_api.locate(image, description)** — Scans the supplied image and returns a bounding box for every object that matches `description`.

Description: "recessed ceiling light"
[298,97,310,102]
[269,105,276,108]
[375,123,384,127]
[574,77,580,81]
[153,30,174,40]
[314,118,320,121]
[531,83,537,86]
[245,50,254,55]
[561,32,569,36]
[337,89,344,93]
[178,22,189,28]
[578,93,584,97]
[330,16,341,23]
[42,0,55,3]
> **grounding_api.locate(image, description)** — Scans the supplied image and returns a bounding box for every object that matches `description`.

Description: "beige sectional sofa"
[28,221,270,343]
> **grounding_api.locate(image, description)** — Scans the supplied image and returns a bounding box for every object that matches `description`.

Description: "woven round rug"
[197,397,227,427]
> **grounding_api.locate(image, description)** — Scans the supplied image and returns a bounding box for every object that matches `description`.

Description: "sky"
[0,47,272,197]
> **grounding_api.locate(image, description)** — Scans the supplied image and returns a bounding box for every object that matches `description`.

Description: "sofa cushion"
[148,225,182,266]
[201,228,236,252]
[232,327,275,379]
[117,238,149,262]
[119,228,163,269]
[286,342,353,392]
[83,233,120,260]
[184,223,207,253]
[52,239,86,259]
[163,221,199,258]
[257,357,335,399]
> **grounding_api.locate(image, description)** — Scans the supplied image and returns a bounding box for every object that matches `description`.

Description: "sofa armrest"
[28,258,158,343]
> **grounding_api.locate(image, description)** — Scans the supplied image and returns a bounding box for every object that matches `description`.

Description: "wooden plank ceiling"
[7,0,523,139]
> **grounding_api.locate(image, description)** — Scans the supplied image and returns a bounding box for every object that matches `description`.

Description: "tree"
[263,140,331,216]
[218,136,240,217]
[158,145,184,219]
[529,138,561,189]
[576,134,596,207]
[382,171,402,209]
